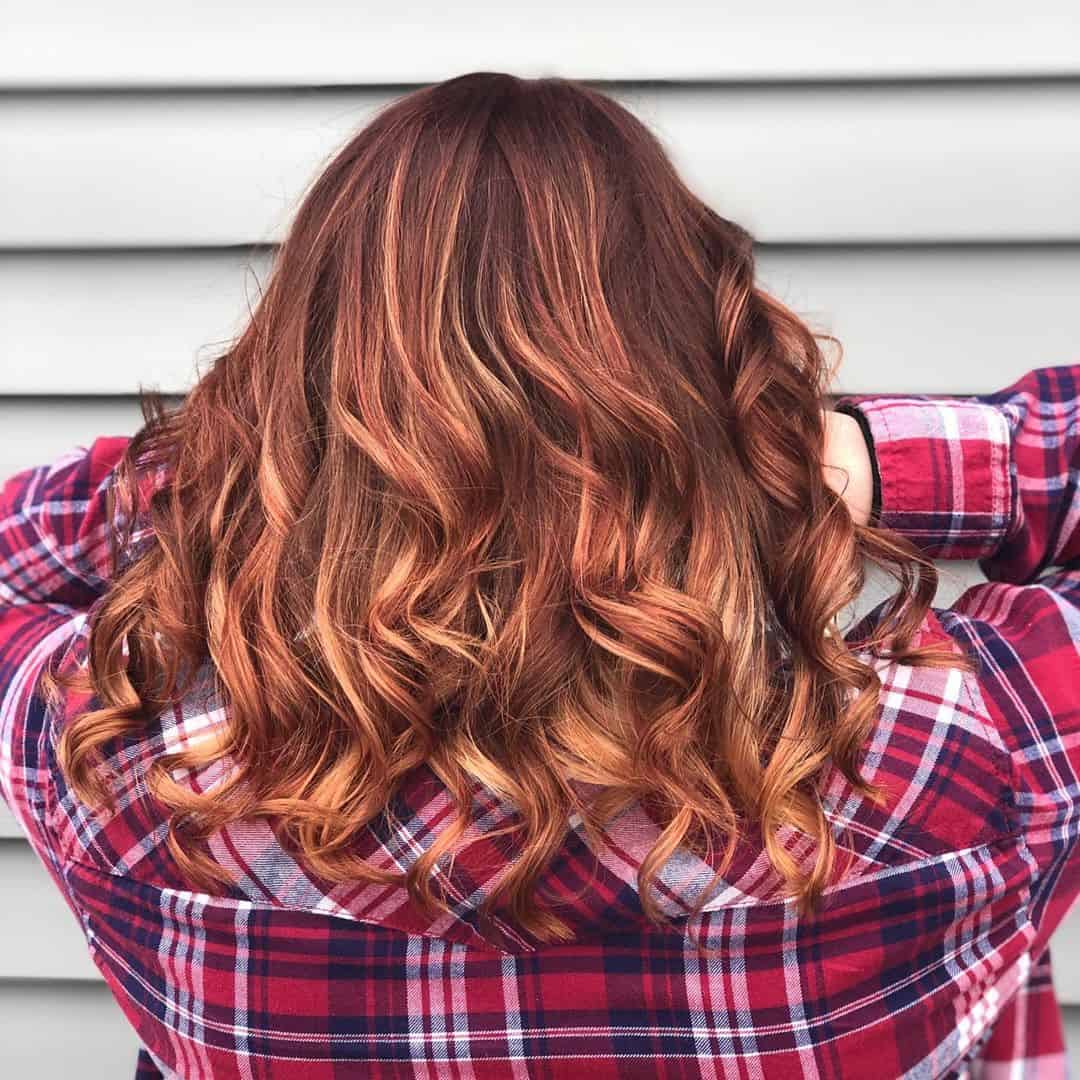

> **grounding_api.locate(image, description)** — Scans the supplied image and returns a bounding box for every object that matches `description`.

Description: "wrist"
[822,410,875,527]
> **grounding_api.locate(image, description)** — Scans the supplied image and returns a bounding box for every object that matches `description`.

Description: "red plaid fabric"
[2,365,1078,1079]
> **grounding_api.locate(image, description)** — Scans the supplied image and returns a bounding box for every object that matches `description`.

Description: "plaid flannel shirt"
[1,364,1078,1079]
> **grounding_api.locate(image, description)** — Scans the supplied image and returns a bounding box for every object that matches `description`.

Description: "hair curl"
[49,72,970,945]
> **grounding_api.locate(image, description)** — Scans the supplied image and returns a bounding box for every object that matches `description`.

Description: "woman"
[1,72,1077,1079]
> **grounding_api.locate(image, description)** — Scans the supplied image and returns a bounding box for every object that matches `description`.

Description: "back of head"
[55,72,947,942]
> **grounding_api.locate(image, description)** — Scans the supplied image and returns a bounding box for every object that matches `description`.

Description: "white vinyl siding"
[2,2,1079,1074]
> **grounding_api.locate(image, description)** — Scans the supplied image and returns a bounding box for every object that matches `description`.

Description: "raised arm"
[834,367,1080,1069]
[0,436,131,850]
[0,436,132,611]
[837,366,1080,972]
[834,365,1080,581]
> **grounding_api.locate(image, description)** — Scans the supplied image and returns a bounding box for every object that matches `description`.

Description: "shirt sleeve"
[0,436,132,855]
[973,949,1066,1075]
[838,365,1080,961]
[835,365,1079,580]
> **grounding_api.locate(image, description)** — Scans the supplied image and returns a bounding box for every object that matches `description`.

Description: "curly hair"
[49,72,969,944]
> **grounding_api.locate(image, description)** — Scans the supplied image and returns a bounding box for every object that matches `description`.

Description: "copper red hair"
[50,73,968,944]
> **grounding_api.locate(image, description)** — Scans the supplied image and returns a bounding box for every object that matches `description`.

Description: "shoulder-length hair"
[51,72,964,943]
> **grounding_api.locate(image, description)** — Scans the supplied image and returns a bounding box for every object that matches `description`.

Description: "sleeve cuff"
[832,395,1015,560]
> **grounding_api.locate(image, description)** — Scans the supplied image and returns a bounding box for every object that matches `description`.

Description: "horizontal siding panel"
[0,398,150,477]
[0,249,258,395]
[4,247,1077,397]
[759,247,1080,394]
[3,84,1079,248]
[0,842,100,980]
[1052,914,1080,1007]
[3,2,1079,86]
[0,981,139,1076]
[0,806,20,839]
